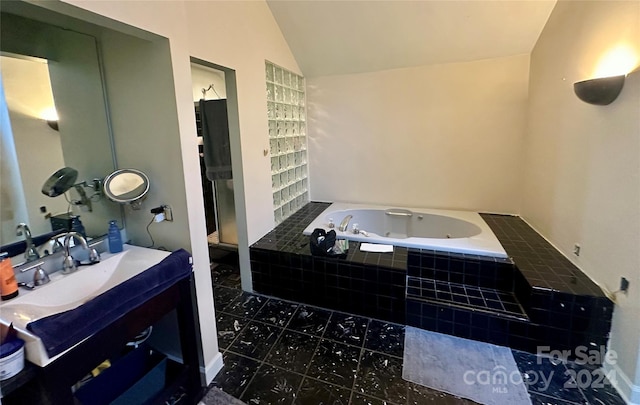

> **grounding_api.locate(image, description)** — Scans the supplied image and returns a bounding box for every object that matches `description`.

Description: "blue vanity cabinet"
[2,274,204,404]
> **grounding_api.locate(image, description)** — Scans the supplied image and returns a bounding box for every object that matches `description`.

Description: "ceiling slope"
[267,0,556,78]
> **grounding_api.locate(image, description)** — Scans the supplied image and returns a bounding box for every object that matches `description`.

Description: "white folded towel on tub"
[360,243,394,253]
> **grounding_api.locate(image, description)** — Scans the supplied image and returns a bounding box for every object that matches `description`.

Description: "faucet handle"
[49,237,64,254]
[25,246,41,262]
[33,265,50,286]
[62,255,77,274]
[89,248,101,264]
[19,261,45,273]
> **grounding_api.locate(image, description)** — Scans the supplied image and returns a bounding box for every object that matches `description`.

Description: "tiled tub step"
[407,248,518,292]
[407,277,529,321]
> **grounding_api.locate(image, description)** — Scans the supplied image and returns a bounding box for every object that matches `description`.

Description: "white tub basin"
[0,244,170,366]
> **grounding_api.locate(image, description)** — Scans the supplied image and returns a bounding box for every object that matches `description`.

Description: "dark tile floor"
[206,259,625,405]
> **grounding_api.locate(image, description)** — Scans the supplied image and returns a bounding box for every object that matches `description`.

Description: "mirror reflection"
[41,167,79,198]
[0,12,123,256]
[41,167,103,212]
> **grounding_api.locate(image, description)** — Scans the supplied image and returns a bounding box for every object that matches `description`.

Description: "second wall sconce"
[574,75,625,106]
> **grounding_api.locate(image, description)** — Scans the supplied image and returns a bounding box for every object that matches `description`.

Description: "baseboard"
[202,351,224,385]
[603,360,640,405]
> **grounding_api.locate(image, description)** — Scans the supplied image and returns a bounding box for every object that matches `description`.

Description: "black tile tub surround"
[407,248,517,291]
[252,202,613,359]
[480,213,614,356]
[251,202,331,254]
[252,248,408,324]
[406,277,528,319]
[252,204,409,323]
[406,239,613,354]
[480,213,605,297]
[405,297,611,356]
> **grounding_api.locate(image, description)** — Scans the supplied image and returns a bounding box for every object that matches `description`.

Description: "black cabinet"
[3,274,203,404]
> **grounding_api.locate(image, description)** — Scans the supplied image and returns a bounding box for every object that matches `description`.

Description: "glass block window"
[266,61,308,225]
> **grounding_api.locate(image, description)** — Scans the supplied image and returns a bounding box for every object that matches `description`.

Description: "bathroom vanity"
[0,248,203,404]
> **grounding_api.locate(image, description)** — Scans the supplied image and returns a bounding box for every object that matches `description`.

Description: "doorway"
[190,61,240,281]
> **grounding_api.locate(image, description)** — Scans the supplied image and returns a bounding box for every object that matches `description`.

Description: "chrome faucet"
[40,234,65,256]
[62,232,100,273]
[338,215,353,232]
[16,223,40,262]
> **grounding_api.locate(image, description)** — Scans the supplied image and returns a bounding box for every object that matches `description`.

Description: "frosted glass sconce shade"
[573,75,625,105]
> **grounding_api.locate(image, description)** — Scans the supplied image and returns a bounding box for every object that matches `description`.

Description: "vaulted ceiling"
[267,0,557,78]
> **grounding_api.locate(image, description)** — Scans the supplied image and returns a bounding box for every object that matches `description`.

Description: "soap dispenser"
[108,220,123,253]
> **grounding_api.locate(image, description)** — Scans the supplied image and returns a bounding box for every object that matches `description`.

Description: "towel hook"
[201,83,221,100]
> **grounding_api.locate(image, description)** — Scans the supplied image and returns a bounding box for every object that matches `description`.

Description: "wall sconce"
[573,75,625,106]
[46,120,59,131]
[41,107,59,131]
[574,44,638,106]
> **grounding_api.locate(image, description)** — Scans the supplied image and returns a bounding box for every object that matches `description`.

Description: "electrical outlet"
[162,205,173,221]
[573,243,581,256]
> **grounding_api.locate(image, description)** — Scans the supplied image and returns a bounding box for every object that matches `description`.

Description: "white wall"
[306,54,530,214]
[191,64,226,101]
[522,1,640,403]
[100,31,191,250]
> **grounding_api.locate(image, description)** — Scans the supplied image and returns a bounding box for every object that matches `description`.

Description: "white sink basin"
[0,244,170,366]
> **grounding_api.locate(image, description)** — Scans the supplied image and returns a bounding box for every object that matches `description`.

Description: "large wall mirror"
[0,11,123,255]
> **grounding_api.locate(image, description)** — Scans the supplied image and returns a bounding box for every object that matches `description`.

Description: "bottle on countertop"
[108,220,123,253]
[0,253,18,301]
[71,215,87,238]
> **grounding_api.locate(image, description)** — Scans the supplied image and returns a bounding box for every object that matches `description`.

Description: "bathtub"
[302,202,507,258]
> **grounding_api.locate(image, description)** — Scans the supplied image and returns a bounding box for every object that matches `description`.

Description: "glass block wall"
[265,61,308,225]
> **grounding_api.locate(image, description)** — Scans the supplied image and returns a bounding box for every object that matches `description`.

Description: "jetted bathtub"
[302,202,507,258]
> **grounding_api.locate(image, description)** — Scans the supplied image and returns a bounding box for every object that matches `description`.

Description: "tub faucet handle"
[328,218,335,229]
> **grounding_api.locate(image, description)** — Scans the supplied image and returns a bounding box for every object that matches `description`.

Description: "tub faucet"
[16,223,40,262]
[338,215,353,232]
[62,232,100,274]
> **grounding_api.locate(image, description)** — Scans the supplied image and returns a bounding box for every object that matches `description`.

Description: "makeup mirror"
[103,169,150,209]
[41,167,79,197]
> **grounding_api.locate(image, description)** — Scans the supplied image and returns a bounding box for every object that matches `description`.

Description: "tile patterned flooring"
[206,262,625,405]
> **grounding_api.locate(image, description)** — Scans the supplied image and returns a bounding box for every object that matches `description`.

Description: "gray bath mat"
[402,327,531,405]
[199,387,247,405]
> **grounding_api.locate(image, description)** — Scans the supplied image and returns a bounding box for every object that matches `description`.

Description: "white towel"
[360,243,394,253]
